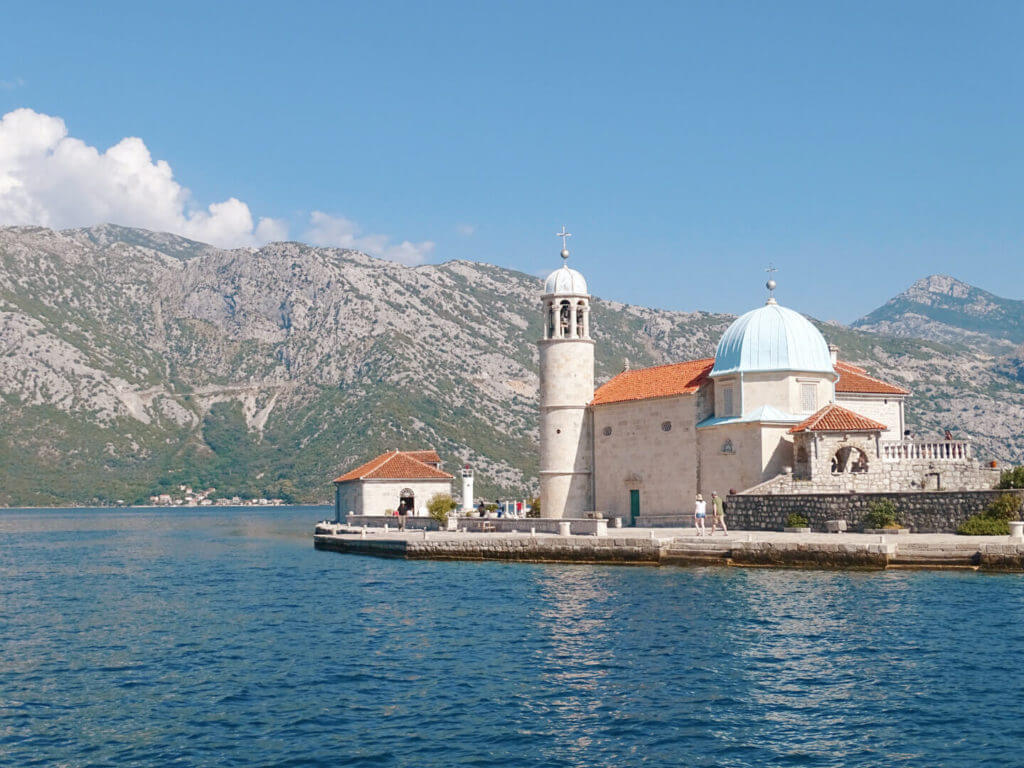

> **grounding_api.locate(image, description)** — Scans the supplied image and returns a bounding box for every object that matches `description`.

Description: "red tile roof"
[333,450,453,483]
[788,404,889,434]
[591,358,715,406]
[834,361,909,396]
[403,450,441,465]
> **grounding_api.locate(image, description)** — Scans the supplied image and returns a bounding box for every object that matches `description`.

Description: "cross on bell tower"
[556,226,572,260]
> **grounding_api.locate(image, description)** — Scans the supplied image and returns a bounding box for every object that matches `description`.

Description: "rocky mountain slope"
[854,274,1024,351]
[2,226,1024,506]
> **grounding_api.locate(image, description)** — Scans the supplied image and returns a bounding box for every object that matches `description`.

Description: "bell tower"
[537,227,594,518]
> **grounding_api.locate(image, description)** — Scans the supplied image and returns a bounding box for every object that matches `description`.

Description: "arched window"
[576,301,585,338]
[559,300,571,338]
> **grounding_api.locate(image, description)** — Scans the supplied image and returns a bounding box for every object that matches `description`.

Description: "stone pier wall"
[725,489,1024,533]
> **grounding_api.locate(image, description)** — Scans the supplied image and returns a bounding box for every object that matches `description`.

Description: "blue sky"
[2,1,1023,321]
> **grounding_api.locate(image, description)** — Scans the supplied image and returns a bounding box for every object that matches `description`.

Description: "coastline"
[314,527,1024,572]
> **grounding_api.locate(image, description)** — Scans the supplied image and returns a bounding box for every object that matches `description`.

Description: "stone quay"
[313,524,1024,572]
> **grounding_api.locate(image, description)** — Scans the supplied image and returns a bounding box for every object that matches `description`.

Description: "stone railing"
[881,440,972,462]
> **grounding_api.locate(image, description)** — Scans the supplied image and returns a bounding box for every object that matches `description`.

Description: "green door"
[629,490,640,526]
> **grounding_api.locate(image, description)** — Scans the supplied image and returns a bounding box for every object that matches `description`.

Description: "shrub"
[785,512,809,528]
[956,493,1021,535]
[957,515,1010,536]
[863,499,900,529]
[427,493,458,526]
[985,493,1022,521]
[998,466,1024,489]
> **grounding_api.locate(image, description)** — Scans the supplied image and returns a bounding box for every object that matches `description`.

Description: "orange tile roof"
[402,450,441,464]
[835,361,909,396]
[591,358,714,406]
[333,450,453,483]
[788,404,889,434]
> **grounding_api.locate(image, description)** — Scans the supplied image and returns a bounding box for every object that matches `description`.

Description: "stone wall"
[726,489,1024,533]
[749,447,1000,494]
[593,394,697,520]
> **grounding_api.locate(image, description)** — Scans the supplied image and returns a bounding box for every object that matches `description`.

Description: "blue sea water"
[2,506,1024,767]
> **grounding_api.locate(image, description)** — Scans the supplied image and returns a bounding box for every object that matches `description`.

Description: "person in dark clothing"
[397,500,407,531]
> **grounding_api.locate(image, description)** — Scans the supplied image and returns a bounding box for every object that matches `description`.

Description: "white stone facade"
[336,478,452,518]
[834,393,905,435]
[537,271,995,525]
[537,277,594,519]
[593,395,698,521]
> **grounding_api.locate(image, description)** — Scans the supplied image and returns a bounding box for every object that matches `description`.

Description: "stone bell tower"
[537,227,594,518]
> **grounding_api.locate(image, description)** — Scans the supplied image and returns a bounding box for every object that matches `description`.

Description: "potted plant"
[862,499,910,534]
[784,512,811,533]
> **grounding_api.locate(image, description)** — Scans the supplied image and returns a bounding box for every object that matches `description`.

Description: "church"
[538,235,996,523]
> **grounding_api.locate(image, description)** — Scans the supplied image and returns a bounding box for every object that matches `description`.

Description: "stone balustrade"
[881,440,972,462]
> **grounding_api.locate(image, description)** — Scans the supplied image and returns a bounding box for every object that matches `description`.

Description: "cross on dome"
[556,226,572,260]
[765,263,778,304]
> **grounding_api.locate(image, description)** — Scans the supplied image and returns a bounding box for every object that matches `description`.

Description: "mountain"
[2,226,1024,507]
[853,275,1024,350]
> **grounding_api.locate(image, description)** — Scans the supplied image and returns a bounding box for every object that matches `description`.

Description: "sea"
[2,505,1023,767]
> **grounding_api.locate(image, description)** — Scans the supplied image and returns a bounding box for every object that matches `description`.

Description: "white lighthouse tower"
[460,464,474,512]
[537,227,594,519]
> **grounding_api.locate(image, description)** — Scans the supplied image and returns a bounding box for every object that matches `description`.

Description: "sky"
[2,1,1023,322]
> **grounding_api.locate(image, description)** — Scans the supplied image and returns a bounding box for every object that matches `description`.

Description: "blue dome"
[710,300,835,377]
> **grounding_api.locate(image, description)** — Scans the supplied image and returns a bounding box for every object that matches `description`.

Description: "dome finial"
[556,225,572,261]
[765,263,778,305]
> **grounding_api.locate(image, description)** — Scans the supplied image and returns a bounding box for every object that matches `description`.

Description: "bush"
[957,515,1010,535]
[785,512,809,528]
[956,493,1021,535]
[985,493,1022,521]
[427,493,458,526]
[863,499,901,529]
[998,466,1024,489]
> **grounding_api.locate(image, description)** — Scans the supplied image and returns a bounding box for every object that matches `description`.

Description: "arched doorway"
[399,488,415,514]
[830,446,869,474]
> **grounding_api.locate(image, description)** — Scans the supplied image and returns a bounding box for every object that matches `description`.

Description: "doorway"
[629,489,640,526]
[400,488,415,514]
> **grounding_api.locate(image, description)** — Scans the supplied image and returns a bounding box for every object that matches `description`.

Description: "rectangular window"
[722,386,734,416]
[800,383,817,412]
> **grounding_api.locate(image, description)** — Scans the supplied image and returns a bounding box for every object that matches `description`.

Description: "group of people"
[693,491,727,536]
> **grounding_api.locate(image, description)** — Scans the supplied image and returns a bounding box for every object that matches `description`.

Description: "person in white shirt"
[694,494,707,536]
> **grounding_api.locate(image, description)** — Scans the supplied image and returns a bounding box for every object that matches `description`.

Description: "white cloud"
[0,108,433,261]
[305,211,435,266]
[455,222,475,237]
[0,77,25,90]
[0,108,284,248]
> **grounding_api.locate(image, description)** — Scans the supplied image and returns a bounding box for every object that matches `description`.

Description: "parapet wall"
[726,489,1024,533]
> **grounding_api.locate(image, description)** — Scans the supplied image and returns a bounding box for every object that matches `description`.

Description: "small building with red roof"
[332,449,453,520]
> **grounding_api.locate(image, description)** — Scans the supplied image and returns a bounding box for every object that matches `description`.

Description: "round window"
[661,421,672,432]
[602,426,612,436]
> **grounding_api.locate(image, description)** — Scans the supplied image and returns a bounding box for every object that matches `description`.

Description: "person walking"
[694,494,707,536]
[710,491,728,535]
[397,500,407,531]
